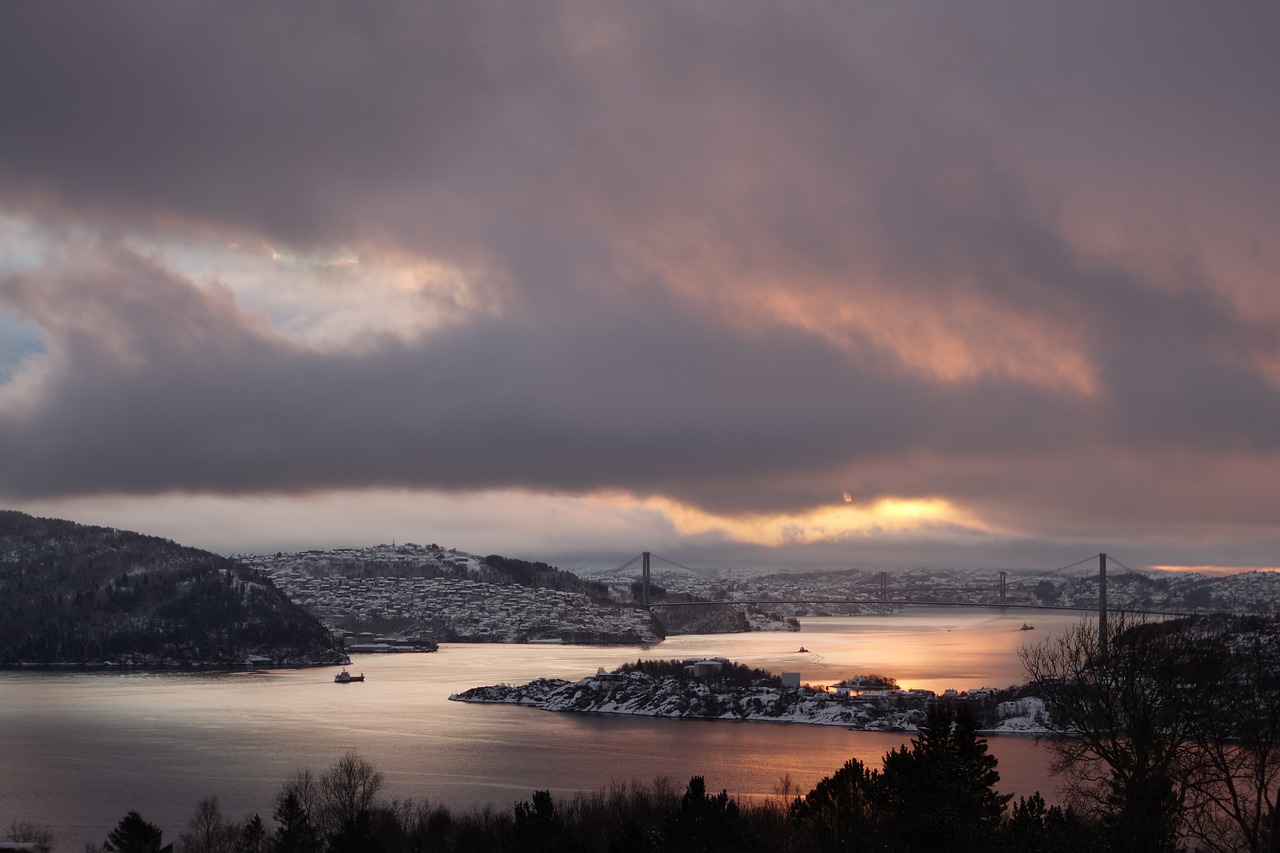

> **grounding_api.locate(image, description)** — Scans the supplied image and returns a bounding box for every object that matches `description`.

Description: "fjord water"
[0,610,1082,848]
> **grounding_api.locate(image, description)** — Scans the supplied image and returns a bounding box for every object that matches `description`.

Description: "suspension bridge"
[598,551,1221,655]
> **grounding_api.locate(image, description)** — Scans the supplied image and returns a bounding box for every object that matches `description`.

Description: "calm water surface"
[0,610,1086,849]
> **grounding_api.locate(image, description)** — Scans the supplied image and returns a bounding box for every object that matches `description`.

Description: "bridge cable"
[649,554,705,574]
[1106,555,1141,575]
[598,554,644,577]
[1023,554,1104,581]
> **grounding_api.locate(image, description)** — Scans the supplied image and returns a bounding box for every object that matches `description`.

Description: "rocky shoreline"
[450,668,1049,735]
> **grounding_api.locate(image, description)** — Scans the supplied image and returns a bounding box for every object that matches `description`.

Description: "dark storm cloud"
[0,3,508,244]
[0,241,1064,499]
[2,1,1280,547]
[3,237,1279,525]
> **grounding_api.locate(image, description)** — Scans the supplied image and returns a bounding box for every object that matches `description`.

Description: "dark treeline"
[1024,612,1280,853]
[613,658,782,689]
[480,555,611,602]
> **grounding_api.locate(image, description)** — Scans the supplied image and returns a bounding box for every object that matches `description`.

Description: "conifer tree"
[875,703,1011,851]
[270,791,319,853]
[104,811,173,853]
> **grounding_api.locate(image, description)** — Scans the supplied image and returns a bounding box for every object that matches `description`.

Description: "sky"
[2,2,1278,573]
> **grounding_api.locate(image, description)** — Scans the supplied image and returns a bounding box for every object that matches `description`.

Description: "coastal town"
[242,544,1280,651]
[587,561,1280,618]
[243,544,664,644]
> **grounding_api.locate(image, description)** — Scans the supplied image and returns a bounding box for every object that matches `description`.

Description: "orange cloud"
[1152,565,1280,576]
[638,494,990,548]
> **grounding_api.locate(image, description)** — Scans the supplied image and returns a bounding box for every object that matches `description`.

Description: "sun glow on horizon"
[641,494,989,548]
[12,487,994,558]
[1152,565,1280,576]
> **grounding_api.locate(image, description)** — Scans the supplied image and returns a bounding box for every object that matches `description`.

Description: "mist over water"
[0,610,1083,849]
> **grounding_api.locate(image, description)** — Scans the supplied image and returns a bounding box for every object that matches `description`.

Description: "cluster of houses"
[250,551,661,644]
[676,657,1009,715]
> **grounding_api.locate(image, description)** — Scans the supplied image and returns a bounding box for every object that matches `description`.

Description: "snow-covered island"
[449,658,1048,734]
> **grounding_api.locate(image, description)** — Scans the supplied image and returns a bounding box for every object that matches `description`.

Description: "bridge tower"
[642,551,651,607]
[879,571,887,601]
[999,571,1007,607]
[1098,552,1108,656]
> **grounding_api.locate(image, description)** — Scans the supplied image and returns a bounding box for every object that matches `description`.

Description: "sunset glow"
[646,495,987,549]
[1151,565,1280,577]
[1,4,1278,571]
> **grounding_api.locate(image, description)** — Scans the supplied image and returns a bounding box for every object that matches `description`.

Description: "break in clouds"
[1,2,1279,567]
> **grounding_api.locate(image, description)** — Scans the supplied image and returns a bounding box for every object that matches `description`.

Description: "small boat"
[334,669,365,683]
[797,646,809,653]
[1020,623,1035,631]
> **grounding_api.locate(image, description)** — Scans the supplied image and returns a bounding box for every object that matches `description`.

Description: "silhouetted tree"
[234,815,267,853]
[512,790,563,853]
[875,703,1011,851]
[6,817,55,849]
[105,811,173,853]
[325,810,380,853]
[270,791,319,853]
[998,793,1104,853]
[178,796,233,853]
[1022,614,1239,852]
[317,752,384,837]
[788,757,878,851]
[1180,622,1280,853]
[665,776,747,853]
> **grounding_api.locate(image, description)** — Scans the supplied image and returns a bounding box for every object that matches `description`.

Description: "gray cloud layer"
[2,2,1279,558]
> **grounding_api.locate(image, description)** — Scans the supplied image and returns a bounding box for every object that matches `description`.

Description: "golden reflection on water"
[648,609,1089,692]
[0,610,1078,849]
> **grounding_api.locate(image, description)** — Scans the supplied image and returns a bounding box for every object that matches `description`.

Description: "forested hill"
[0,510,343,667]
[480,554,612,601]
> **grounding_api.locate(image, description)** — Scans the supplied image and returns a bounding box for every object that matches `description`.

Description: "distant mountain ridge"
[0,509,343,667]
